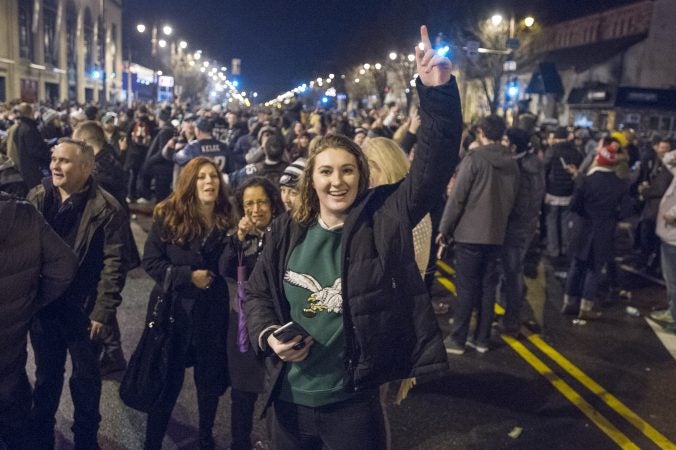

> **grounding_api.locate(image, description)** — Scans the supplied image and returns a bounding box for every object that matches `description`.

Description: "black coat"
[143,124,176,176]
[544,141,584,197]
[14,116,50,189]
[142,221,230,397]
[29,179,129,324]
[568,169,632,268]
[504,151,545,246]
[244,77,462,410]
[0,193,77,429]
[220,233,267,394]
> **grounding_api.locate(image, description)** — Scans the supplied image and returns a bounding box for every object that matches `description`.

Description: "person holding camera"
[244,26,461,449]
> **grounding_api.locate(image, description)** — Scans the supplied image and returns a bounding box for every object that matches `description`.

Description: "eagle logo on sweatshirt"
[284,270,342,317]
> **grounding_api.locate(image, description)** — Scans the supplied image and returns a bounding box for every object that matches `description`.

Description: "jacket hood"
[516,151,542,175]
[0,193,17,243]
[475,143,516,170]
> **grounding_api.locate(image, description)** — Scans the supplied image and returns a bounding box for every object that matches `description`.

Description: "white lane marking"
[645,318,676,362]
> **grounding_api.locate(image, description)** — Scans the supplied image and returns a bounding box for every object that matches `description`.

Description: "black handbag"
[119,266,176,412]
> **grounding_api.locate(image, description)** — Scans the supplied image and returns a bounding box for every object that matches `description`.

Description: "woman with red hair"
[142,156,236,449]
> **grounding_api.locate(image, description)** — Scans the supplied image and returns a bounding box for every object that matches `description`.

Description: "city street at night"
[26,215,676,449]
[3,0,676,449]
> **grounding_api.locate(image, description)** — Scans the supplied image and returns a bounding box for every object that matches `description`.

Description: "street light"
[162,25,173,36]
[524,16,535,28]
[389,52,397,61]
[375,63,382,70]
[491,14,504,27]
[136,24,146,33]
[179,40,188,49]
[158,39,167,48]
[407,54,415,62]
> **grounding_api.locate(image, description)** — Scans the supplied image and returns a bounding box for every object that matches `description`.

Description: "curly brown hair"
[293,134,370,225]
[153,157,236,245]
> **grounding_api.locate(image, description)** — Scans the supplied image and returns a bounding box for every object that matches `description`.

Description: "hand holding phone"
[273,321,310,344]
[268,321,313,361]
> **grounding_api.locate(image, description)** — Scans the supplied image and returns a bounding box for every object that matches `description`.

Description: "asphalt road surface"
[26,215,676,449]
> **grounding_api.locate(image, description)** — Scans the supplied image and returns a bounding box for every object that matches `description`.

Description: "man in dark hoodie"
[140,107,175,202]
[438,115,518,354]
[0,192,77,449]
[14,103,50,190]
[498,127,545,335]
[544,126,584,259]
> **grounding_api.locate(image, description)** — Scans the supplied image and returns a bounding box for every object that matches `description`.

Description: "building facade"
[459,0,676,136]
[0,0,123,104]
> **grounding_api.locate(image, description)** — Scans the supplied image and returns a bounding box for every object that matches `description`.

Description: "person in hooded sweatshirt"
[497,127,545,335]
[438,114,519,354]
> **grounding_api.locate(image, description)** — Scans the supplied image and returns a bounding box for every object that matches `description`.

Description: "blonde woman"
[362,137,432,278]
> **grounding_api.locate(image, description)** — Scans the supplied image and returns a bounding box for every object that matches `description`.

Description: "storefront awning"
[526,62,564,96]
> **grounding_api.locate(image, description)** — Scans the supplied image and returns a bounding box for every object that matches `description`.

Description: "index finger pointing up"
[420,25,432,51]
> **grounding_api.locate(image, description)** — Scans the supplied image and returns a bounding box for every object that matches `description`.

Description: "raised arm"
[390,26,462,225]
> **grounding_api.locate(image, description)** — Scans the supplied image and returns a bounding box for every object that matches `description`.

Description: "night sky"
[122,0,640,100]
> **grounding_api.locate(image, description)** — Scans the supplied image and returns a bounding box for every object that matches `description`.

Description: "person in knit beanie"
[279,157,307,211]
[562,137,632,320]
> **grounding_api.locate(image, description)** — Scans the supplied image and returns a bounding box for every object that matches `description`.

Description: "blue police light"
[507,84,519,98]
[436,46,450,57]
[91,69,101,80]
[321,96,328,104]
[232,80,239,87]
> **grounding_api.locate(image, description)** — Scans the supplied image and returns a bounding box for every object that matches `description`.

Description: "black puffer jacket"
[0,193,77,430]
[544,141,584,197]
[245,77,462,410]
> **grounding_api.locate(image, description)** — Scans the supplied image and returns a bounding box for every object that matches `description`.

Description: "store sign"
[158,76,174,88]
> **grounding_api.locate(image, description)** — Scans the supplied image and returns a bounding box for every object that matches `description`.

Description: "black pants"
[500,244,529,330]
[272,391,385,450]
[30,306,101,449]
[139,167,173,202]
[451,243,500,346]
[99,314,125,365]
[230,389,258,450]
[144,310,223,450]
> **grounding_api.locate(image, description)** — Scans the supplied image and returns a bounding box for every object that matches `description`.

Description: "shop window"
[660,117,672,132]
[649,116,659,130]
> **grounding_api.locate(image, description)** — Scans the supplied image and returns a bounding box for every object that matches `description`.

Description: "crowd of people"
[1,23,675,450]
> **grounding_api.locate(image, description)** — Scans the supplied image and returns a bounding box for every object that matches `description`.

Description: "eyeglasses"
[243,199,270,210]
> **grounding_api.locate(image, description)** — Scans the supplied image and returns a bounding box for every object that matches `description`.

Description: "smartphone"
[273,321,310,343]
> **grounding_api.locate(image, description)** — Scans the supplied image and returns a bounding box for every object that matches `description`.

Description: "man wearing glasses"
[27,138,129,449]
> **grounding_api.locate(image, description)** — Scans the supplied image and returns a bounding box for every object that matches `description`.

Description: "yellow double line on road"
[508,332,676,449]
[435,261,676,449]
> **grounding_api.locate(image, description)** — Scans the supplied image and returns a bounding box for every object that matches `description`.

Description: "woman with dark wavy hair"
[142,156,236,449]
[244,26,462,449]
[219,176,283,449]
